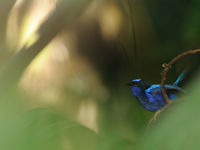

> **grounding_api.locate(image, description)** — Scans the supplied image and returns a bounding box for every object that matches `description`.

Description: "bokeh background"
[0,0,200,150]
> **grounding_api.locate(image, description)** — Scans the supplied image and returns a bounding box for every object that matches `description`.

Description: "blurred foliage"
[136,75,200,150]
[0,0,200,150]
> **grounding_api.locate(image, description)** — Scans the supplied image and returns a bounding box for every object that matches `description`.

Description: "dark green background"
[0,0,200,149]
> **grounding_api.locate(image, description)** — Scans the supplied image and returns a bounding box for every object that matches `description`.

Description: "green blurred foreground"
[0,0,200,150]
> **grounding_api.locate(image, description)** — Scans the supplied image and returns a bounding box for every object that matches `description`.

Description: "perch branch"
[161,48,200,104]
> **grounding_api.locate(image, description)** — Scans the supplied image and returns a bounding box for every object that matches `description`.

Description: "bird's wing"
[145,84,184,102]
[146,85,184,96]
[164,85,185,93]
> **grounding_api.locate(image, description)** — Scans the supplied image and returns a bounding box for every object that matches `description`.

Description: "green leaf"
[136,75,200,150]
[0,108,98,150]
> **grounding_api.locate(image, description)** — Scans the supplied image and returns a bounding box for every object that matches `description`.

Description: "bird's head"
[127,79,151,98]
[127,79,151,89]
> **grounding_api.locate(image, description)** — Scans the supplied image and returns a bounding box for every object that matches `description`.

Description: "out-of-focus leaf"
[0,108,98,150]
[0,0,93,92]
[136,73,200,150]
[97,133,132,150]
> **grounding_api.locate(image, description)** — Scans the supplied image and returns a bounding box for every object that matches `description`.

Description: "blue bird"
[127,71,186,112]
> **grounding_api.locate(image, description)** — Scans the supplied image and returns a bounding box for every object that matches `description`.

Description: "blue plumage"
[128,72,185,112]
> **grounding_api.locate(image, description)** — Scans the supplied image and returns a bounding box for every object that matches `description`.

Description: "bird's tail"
[173,69,188,87]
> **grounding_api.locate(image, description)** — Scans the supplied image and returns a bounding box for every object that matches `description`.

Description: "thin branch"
[161,49,200,104]
[127,0,138,62]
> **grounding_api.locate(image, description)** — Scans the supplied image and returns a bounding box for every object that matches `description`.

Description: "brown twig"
[148,49,200,126]
[161,49,200,104]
